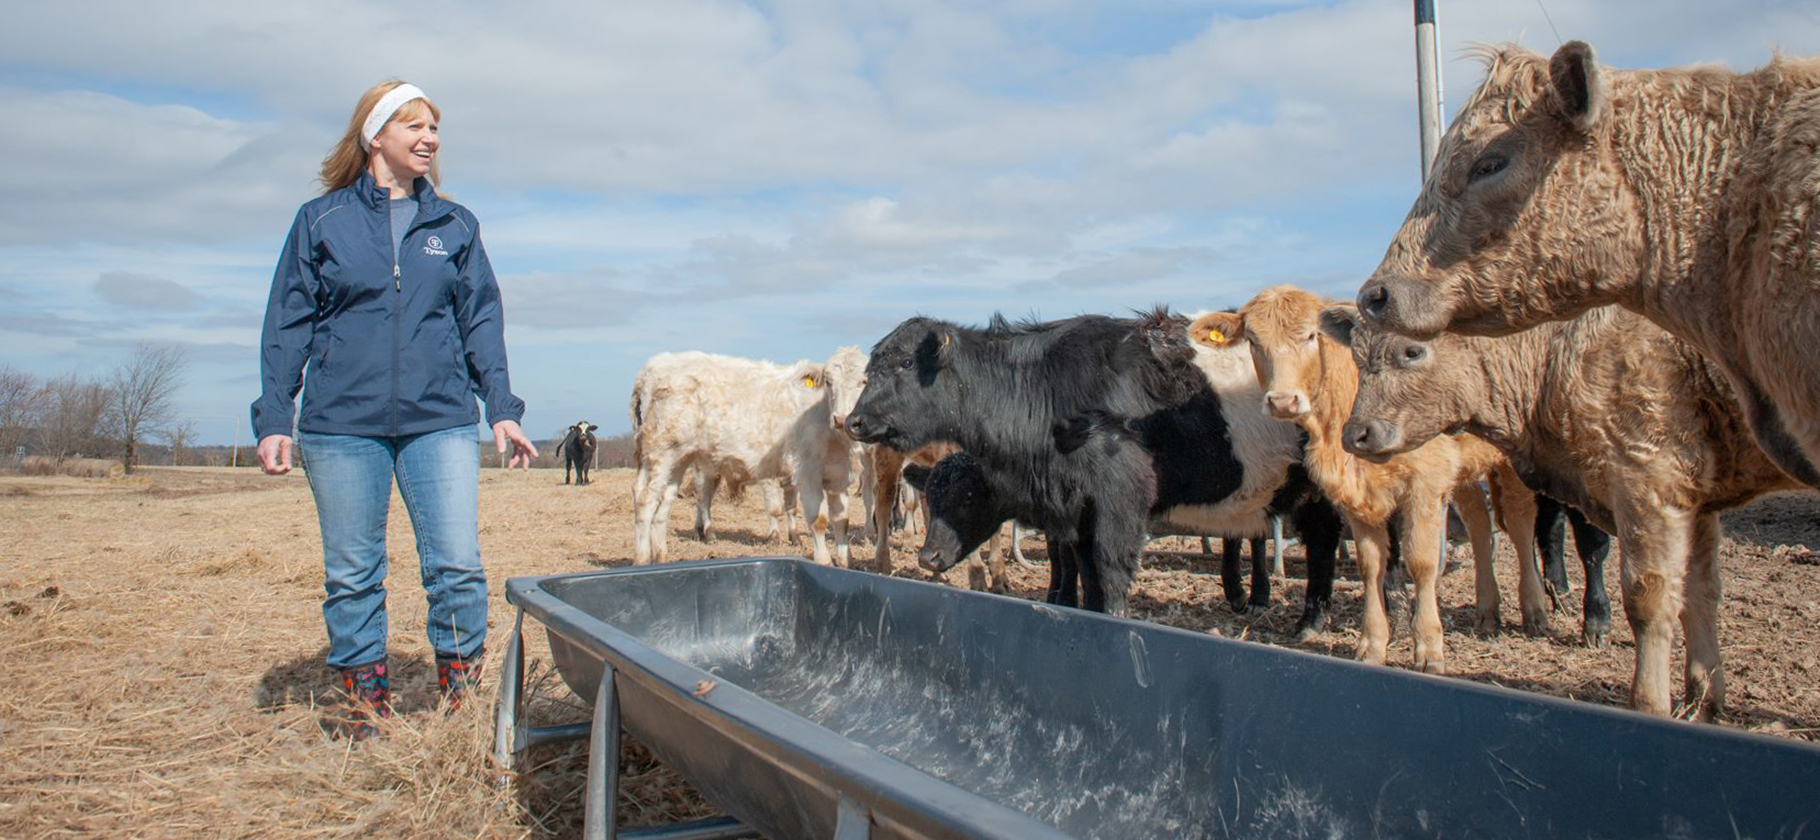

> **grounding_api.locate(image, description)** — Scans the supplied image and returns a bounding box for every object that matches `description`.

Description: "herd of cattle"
[585,42,1820,722]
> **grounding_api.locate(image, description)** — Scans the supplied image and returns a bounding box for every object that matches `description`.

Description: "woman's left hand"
[493,420,539,470]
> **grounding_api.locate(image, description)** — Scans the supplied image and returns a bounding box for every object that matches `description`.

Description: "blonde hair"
[318,80,443,193]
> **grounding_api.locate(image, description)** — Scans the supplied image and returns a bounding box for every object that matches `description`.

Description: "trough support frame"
[494,606,759,840]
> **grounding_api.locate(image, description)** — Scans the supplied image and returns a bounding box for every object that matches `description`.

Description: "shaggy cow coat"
[1332,303,1800,718]
[1356,40,1820,490]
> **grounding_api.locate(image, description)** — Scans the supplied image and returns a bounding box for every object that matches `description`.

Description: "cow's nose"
[1344,418,1402,456]
[831,414,846,431]
[1265,393,1299,416]
[1359,282,1391,319]
[846,415,867,436]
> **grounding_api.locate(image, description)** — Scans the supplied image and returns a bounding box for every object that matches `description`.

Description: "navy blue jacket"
[251,171,525,440]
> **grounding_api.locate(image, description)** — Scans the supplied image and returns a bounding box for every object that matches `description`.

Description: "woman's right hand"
[258,434,295,475]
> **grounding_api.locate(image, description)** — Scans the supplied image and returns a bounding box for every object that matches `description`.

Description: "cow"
[628,348,866,566]
[1328,302,1801,718]
[844,309,1345,626]
[826,352,1034,592]
[553,421,598,485]
[1197,286,1544,674]
[1354,41,1820,491]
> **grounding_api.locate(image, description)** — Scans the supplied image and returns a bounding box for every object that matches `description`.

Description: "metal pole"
[584,664,622,840]
[494,609,526,770]
[1414,0,1444,180]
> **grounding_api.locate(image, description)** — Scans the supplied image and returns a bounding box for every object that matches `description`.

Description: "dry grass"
[3,466,1818,839]
[18,456,123,479]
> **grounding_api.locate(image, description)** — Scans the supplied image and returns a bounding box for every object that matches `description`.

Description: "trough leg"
[493,609,526,772]
[584,665,622,840]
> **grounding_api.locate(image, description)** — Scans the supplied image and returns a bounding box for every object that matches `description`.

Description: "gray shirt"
[389,195,417,267]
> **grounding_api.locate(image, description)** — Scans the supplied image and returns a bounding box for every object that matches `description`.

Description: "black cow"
[845,309,1345,624]
[555,421,599,485]
[905,443,1347,631]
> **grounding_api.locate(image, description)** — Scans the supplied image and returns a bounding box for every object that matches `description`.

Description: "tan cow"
[1329,303,1800,719]
[1197,286,1543,674]
[1355,41,1820,490]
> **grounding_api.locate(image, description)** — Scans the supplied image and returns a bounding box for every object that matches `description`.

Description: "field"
[4,465,1819,838]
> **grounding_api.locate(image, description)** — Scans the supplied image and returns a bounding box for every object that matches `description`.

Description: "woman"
[251,81,537,736]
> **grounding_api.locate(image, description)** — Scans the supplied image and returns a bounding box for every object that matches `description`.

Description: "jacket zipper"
[389,211,402,436]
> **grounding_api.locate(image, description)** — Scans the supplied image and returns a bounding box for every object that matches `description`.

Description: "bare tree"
[36,374,113,460]
[0,364,43,463]
[163,419,198,466]
[105,344,189,474]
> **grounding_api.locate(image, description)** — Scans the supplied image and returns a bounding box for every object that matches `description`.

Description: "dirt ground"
[3,465,1819,838]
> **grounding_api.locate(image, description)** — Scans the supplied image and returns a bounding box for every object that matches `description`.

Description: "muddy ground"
[2,466,1818,838]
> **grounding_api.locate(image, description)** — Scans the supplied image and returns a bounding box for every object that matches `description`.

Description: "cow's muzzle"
[1343,417,1404,461]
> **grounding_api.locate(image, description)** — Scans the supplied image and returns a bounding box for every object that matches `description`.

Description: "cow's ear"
[1319,303,1361,348]
[937,329,959,362]
[1548,40,1605,133]
[588,424,599,432]
[901,463,934,492]
[1189,312,1242,348]
[800,367,824,389]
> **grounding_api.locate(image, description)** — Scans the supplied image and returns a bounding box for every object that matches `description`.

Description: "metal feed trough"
[495,556,1820,840]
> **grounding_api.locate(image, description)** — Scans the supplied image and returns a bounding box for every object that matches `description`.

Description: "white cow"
[629,347,866,566]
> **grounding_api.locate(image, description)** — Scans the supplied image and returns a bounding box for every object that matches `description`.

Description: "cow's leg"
[1351,517,1393,666]
[564,457,573,485]
[1535,494,1571,610]
[986,522,1010,594]
[823,477,852,568]
[1293,501,1343,640]
[762,480,786,542]
[1219,537,1246,611]
[1401,500,1448,674]
[1248,536,1271,609]
[1090,502,1143,619]
[794,462,833,565]
[783,482,801,544]
[694,470,719,542]
[1568,506,1614,648]
[872,450,903,574]
[967,530,996,591]
[1682,513,1725,721]
[1616,501,1694,717]
[1456,481,1501,634]
[1046,535,1079,607]
[651,467,686,564]
[633,456,684,565]
[1490,478,1546,636]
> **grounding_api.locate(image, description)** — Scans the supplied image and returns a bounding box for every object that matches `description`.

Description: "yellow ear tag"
[803,375,817,388]
[1207,327,1226,344]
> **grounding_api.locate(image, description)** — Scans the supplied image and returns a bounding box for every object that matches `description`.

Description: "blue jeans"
[299,425,487,669]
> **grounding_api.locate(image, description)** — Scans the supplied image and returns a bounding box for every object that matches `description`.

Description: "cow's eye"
[899,356,914,370]
[1469,153,1508,182]
[1403,344,1427,362]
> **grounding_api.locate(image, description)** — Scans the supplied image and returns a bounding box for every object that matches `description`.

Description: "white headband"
[360,84,428,150]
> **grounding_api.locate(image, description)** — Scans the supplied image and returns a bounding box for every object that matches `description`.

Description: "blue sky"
[1,0,1812,444]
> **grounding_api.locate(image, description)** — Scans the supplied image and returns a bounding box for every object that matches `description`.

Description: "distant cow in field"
[1355,41,1820,490]
[629,348,866,566]
[554,421,598,485]
[1331,303,1800,718]
[845,310,1344,626]
[1198,287,1542,674]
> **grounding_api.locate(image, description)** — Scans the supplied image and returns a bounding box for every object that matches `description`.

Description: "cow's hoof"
[1474,611,1500,636]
